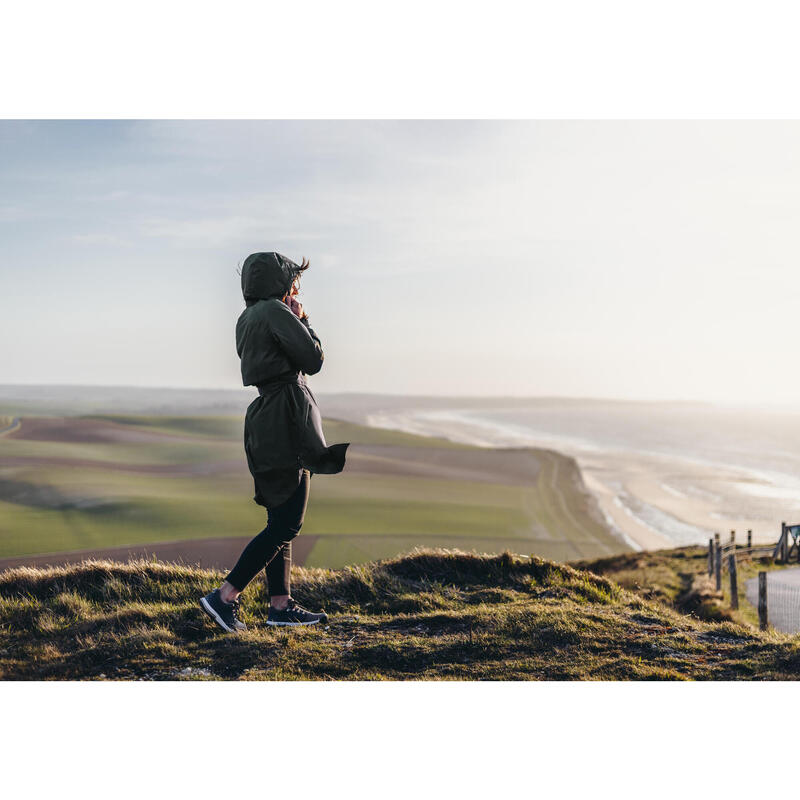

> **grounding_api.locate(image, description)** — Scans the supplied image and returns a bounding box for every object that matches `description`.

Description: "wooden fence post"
[708,538,714,575]
[501,552,511,583]
[715,543,722,591]
[758,572,768,631]
[773,524,785,561]
[747,529,752,549]
[782,521,788,562]
[714,532,720,549]
[730,529,736,546]
[728,554,738,609]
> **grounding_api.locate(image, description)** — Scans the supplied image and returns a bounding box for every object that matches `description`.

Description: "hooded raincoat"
[237,252,349,508]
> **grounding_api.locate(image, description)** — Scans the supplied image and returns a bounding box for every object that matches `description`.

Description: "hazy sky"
[2,120,799,403]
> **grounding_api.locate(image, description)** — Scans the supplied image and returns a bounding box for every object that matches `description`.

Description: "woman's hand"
[285,294,307,320]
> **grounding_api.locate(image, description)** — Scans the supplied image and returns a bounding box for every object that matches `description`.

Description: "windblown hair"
[288,257,310,296]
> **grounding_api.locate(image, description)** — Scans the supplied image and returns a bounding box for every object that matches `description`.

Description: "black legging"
[225,470,310,596]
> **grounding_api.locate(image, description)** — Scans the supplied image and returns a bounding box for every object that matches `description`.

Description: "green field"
[0,414,629,568]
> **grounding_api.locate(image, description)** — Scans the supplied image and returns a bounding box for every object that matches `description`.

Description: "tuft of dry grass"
[1,547,799,681]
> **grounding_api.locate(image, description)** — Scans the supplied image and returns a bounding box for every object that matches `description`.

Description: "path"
[525,450,620,560]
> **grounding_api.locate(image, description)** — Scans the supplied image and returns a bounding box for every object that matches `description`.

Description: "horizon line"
[1,381,796,409]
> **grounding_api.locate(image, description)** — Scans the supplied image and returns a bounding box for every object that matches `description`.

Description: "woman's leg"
[265,541,292,609]
[221,471,310,600]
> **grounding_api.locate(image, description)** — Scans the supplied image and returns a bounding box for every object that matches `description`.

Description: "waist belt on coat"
[256,374,306,395]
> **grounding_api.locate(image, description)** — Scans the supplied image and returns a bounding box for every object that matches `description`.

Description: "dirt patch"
[0,535,319,573]
[6,416,210,445]
[676,572,733,622]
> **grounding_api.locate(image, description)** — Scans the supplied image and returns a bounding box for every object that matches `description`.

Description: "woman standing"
[201,252,349,632]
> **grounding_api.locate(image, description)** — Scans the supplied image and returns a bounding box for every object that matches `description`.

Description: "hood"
[240,252,300,301]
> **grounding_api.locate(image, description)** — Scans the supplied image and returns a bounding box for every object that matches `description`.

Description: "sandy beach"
[361,406,797,552]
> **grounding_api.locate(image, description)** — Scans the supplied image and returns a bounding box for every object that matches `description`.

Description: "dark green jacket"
[237,252,349,507]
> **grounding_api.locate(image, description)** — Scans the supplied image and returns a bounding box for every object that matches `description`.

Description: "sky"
[1,119,799,403]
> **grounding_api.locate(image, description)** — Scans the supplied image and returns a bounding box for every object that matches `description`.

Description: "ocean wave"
[613,492,710,546]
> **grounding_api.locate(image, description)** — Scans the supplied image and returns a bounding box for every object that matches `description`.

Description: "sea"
[363,400,800,551]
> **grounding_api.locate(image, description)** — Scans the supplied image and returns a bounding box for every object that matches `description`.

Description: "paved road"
[766,567,800,587]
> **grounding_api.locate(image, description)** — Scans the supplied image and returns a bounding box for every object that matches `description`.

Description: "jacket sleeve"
[269,300,325,375]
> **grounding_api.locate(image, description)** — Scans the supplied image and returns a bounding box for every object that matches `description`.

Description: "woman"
[200,252,349,632]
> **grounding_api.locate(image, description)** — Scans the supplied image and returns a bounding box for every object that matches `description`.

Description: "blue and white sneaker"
[266,598,328,627]
[199,589,247,633]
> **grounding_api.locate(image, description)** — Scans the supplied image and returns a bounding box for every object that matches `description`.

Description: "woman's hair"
[288,257,310,295]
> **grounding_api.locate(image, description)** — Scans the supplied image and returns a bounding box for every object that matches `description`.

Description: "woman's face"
[285,276,300,299]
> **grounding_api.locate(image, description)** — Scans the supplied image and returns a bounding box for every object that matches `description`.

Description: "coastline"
[363,408,787,552]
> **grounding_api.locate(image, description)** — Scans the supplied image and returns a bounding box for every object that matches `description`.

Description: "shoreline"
[363,409,786,552]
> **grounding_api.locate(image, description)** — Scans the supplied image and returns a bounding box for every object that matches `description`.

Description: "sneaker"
[199,589,247,633]
[266,598,328,627]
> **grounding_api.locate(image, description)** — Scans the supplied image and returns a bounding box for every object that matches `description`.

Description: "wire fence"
[708,526,800,632]
[745,574,800,634]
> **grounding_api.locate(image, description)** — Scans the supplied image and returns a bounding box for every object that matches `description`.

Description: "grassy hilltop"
[2,547,799,680]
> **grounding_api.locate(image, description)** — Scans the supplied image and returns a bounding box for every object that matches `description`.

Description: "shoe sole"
[265,618,324,627]
[199,596,236,633]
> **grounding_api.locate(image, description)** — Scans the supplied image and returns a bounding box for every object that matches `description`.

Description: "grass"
[574,545,797,626]
[2,548,799,680]
[315,418,474,449]
[82,415,473,448]
[82,414,245,439]
[1,415,629,567]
